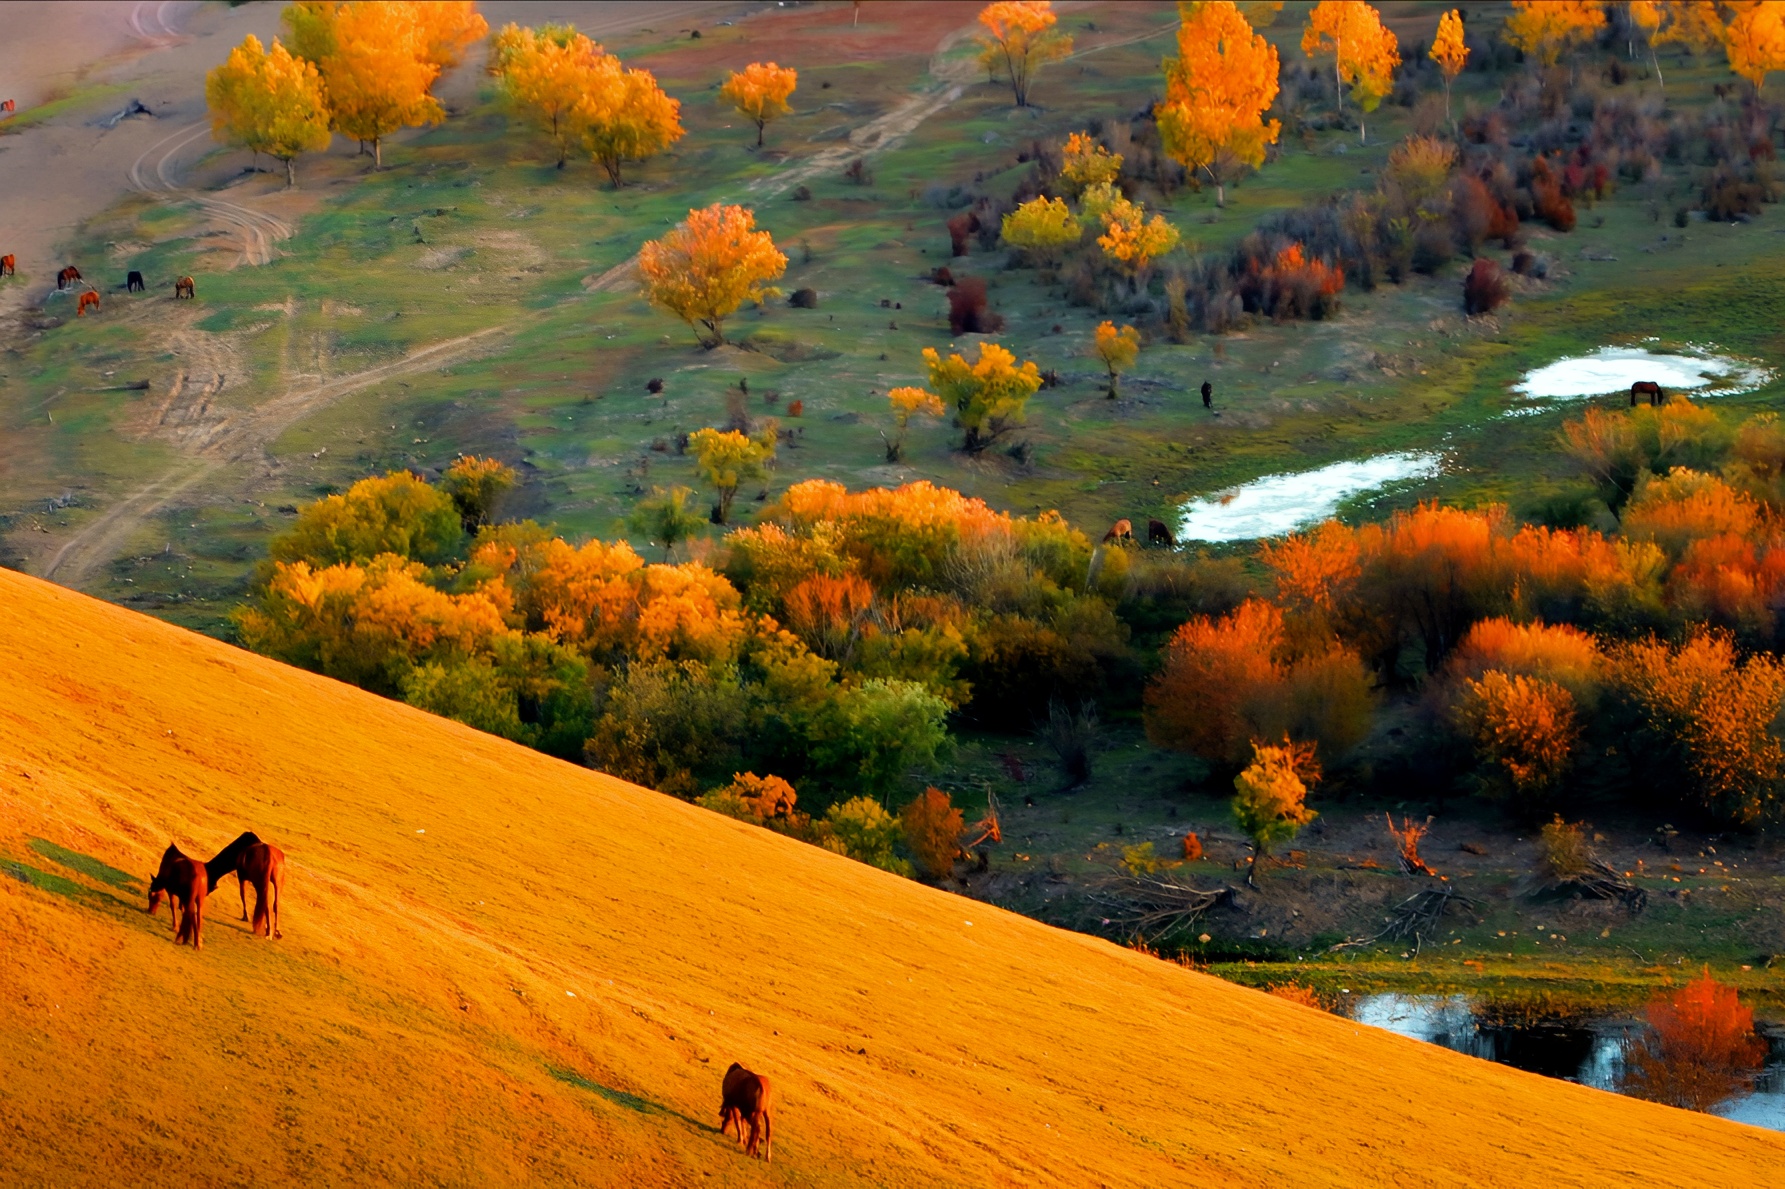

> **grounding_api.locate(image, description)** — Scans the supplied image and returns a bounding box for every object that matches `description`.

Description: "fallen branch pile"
[1327,884,1478,957]
[1085,874,1235,945]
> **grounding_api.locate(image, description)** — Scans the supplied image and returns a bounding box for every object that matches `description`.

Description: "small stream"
[1350,993,1785,1132]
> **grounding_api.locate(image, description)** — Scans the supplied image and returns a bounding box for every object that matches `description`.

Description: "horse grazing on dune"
[174,276,195,299]
[205,832,285,938]
[1631,380,1664,407]
[719,1064,773,1162]
[0,254,14,277]
[56,265,81,290]
[76,290,100,317]
[148,845,208,950]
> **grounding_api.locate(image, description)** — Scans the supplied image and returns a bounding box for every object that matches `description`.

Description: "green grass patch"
[29,838,138,889]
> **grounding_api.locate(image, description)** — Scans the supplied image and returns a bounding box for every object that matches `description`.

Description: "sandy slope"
[0,567,1780,1186]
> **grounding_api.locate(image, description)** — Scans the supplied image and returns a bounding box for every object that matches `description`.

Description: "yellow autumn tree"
[1096,193,1180,281]
[720,62,797,146]
[638,203,787,348]
[690,426,778,523]
[1430,9,1469,126]
[1091,321,1140,399]
[921,341,1042,453]
[1156,0,1282,207]
[1060,131,1122,192]
[884,386,944,461]
[1231,738,1319,884]
[1725,2,1785,93]
[411,0,487,71]
[205,34,331,186]
[977,0,1073,107]
[1302,0,1400,143]
[1502,0,1607,69]
[577,57,683,187]
[1000,195,1081,265]
[316,1,442,168]
[489,23,607,168]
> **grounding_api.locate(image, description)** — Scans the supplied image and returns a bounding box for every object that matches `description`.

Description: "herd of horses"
[142,829,777,1161]
[147,830,283,950]
[0,259,195,317]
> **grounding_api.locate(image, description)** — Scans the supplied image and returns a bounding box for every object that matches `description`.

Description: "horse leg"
[239,870,249,921]
[760,1108,771,1163]
[271,869,282,939]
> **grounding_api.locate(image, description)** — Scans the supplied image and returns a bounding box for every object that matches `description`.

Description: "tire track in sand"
[130,120,293,267]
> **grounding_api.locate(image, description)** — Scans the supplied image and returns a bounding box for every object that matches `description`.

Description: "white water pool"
[1176,451,1443,543]
[1514,346,1773,401]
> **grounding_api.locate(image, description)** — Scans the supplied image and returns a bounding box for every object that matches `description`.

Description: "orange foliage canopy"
[1156,0,1282,206]
[976,0,1072,107]
[1724,1,1785,92]
[1301,0,1399,138]
[1501,0,1606,68]
[1623,970,1768,1111]
[637,204,786,347]
[720,62,797,145]
[1450,670,1580,803]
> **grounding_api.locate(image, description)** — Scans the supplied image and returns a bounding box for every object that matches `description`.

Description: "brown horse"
[57,265,81,290]
[719,1064,773,1162]
[148,845,208,950]
[76,290,100,317]
[0,100,14,113]
[1102,518,1134,546]
[239,843,285,938]
[1631,380,1664,407]
[174,276,196,299]
[1147,518,1175,548]
[0,254,14,276]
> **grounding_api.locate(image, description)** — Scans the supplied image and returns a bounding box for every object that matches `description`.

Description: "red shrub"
[1463,258,1511,315]
[946,212,979,257]
[947,276,1005,335]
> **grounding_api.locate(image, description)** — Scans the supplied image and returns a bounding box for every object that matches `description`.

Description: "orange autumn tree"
[1059,131,1122,192]
[1094,191,1181,282]
[1157,0,1282,207]
[1091,321,1140,399]
[1429,9,1469,126]
[884,386,944,462]
[1301,0,1400,143]
[1622,971,1768,1112]
[1502,0,1607,69]
[313,1,443,168]
[1450,670,1581,806]
[489,23,609,168]
[976,0,1073,107]
[1724,1,1785,94]
[638,203,787,348]
[411,0,487,71]
[205,34,331,186]
[720,62,797,146]
[578,57,683,187]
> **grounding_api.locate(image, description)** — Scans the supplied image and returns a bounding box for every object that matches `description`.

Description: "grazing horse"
[1102,518,1134,546]
[719,1064,773,1162]
[126,270,145,292]
[0,100,14,113]
[56,265,81,290]
[1630,380,1664,407]
[1148,518,1175,548]
[148,845,208,950]
[0,254,14,277]
[174,276,196,299]
[76,290,100,317]
[1201,380,1213,409]
[238,843,285,938]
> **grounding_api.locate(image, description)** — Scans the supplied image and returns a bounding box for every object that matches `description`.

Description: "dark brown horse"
[148,845,208,950]
[1631,380,1664,407]
[1148,518,1175,548]
[57,265,81,290]
[240,843,285,938]
[719,1064,773,1162]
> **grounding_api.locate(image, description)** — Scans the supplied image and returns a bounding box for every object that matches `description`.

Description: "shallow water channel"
[1349,993,1785,1133]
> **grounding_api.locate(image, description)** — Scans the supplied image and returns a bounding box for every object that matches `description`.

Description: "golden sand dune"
[0,567,1779,1186]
